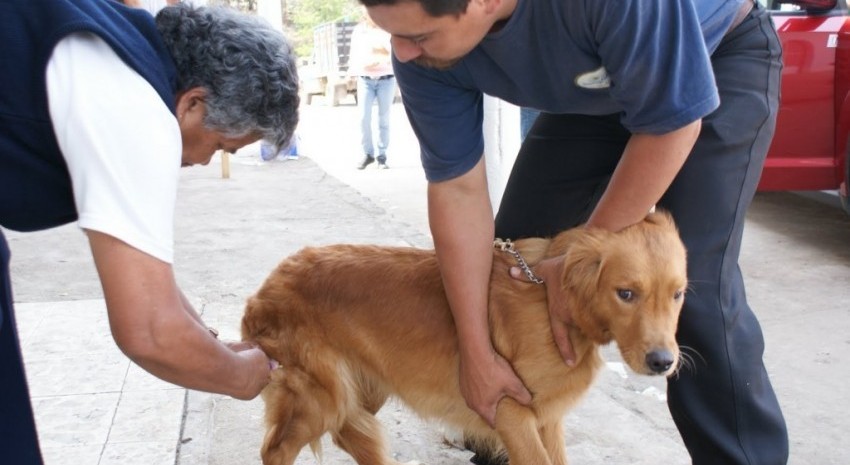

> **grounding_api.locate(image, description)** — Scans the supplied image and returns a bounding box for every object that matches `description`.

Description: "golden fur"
[241,210,688,465]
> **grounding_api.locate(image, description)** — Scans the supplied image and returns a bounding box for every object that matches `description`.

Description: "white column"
[256,0,283,32]
[482,95,521,216]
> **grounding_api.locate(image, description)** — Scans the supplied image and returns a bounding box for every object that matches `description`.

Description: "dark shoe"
[357,155,375,170]
[377,162,389,170]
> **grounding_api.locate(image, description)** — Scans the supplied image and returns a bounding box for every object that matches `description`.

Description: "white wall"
[482,96,521,215]
[256,0,283,32]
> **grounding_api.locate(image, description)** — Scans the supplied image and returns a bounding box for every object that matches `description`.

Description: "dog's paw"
[439,426,467,451]
[402,460,426,465]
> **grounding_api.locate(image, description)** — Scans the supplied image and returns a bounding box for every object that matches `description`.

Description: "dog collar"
[494,238,545,285]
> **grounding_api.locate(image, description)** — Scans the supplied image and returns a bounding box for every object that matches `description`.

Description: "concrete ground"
[7,99,850,465]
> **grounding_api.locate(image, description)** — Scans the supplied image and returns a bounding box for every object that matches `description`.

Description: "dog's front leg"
[494,400,552,465]
[539,420,568,465]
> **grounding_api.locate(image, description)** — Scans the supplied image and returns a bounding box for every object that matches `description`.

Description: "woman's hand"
[228,341,279,400]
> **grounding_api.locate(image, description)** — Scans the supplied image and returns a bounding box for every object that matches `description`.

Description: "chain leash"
[493,238,545,285]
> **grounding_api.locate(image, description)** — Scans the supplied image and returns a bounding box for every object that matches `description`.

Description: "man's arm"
[526,119,702,365]
[87,230,272,400]
[587,119,701,230]
[428,157,532,427]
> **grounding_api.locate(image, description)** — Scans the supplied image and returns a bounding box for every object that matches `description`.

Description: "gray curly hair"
[156,4,299,150]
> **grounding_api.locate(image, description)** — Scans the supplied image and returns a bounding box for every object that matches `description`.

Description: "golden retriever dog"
[241,210,687,465]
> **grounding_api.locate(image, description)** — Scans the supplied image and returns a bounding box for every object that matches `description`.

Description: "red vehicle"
[761,0,850,212]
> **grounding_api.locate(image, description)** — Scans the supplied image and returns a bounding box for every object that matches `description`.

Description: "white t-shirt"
[45,32,181,263]
[348,22,393,78]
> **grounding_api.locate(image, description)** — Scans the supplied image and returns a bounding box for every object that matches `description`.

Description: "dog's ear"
[644,208,676,229]
[641,208,688,265]
[560,229,607,304]
[561,229,618,343]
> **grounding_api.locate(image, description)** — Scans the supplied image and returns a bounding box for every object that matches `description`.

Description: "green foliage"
[206,0,362,59]
[207,0,257,12]
[288,0,362,58]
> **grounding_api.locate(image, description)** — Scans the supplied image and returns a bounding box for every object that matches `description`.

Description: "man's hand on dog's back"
[459,347,533,428]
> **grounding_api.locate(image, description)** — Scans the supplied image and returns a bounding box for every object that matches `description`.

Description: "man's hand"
[459,348,532,428]
[510,255,576,366]
[426,159,533,427]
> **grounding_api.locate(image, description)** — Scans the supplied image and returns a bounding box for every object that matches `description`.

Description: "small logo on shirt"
[575,66,610,89]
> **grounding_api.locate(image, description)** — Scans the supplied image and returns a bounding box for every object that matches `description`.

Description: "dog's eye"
[616,289,635,302]
[674,289,684,300]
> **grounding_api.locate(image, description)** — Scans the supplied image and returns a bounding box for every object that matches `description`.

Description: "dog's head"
[558,210,687,377]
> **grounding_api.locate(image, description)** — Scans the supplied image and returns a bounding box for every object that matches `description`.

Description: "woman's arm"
[87,230,273,400]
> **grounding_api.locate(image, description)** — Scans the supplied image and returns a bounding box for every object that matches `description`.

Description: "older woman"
[0,2,299,463]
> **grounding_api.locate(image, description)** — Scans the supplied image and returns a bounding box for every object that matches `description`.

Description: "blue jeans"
[519,107,540,141]
[358,76,395,162]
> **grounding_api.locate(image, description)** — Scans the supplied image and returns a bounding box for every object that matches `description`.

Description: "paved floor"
[8,100,850,465]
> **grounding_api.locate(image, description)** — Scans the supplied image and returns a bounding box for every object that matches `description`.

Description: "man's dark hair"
[358,0,470,17]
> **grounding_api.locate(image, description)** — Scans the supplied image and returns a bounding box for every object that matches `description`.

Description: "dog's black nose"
[645,350,674,374]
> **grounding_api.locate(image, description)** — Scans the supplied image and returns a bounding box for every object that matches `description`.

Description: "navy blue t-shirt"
[394,0,747,182]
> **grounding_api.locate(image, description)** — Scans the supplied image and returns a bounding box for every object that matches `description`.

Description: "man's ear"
[175,87,207,122]
[479,0,502,15]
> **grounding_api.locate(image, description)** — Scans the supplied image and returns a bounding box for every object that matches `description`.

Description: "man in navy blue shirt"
[359,0,787,463]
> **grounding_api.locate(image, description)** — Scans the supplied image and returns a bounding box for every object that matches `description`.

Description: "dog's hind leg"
[259,372,332,465]
[332,376,419,465]
[539,420,568,465]
[331,408,405,465]
[260,402,325,465]
[495,400,553,465]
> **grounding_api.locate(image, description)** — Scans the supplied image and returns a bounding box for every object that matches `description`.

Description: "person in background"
[348,12,396,170]
[519,107,539,141]
[260,132,301,161]
[358,0,787,464]
[0,2,299,463]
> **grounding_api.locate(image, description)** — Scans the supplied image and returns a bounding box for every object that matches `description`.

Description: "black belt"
[362,75,393,81]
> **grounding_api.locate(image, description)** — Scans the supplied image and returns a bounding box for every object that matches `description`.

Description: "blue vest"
[0,0,177,232]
